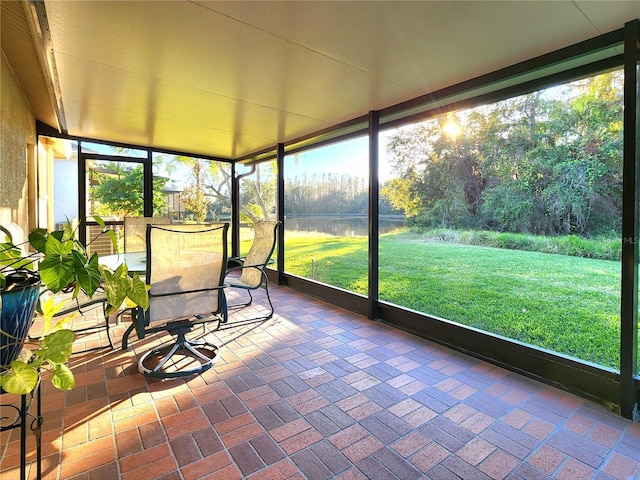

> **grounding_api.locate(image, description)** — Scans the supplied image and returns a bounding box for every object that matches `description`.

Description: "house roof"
[2,1,639,160]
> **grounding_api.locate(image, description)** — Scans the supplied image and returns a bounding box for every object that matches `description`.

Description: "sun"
[443,118,462,139]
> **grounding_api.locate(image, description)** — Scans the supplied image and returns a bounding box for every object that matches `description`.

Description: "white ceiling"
[10,1,640,159]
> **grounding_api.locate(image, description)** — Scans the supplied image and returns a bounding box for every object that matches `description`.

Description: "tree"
[91,163,168,217]
[238,162,277,223]
[160,155,276,224]
[384,70,623,236]
[284,171,370,217]
[383,114,484,228]
[179,160,209,222]
[158,155,231,222]
[547,72,623,234]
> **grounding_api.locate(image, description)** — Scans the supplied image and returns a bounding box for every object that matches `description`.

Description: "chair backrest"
[123,216,171,252]
[239,221,279,287]
[145,223,229,323]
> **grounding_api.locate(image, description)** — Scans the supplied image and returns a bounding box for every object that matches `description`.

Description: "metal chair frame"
[225,220,280,322]
[125,223,229,378]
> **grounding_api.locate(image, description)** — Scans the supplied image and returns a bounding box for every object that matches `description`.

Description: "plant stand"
[0,375,42,480]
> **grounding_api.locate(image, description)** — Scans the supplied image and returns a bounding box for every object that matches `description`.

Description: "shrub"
[409,227,620,260]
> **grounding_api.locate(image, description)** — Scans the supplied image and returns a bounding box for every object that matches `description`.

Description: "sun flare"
[443,118,462,139]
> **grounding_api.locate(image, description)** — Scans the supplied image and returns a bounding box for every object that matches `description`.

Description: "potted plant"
[0,216,148,395]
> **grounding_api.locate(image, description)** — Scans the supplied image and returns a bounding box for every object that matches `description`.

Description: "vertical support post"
[231,161,240,258]
[27,141,38,233]
[45,142,55,230]
[20,393,26,480]
[277,143,285,285]
[620,19,639,419]
[78,142,87,245]
[143,150,153,218]
[35,380,42,480]
[368,111,380,320]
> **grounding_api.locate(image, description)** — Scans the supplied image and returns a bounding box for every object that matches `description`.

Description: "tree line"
[382,70,623,237]
[284,172,398,215]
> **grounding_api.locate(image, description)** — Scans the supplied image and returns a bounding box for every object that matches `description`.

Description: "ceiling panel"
[204,1,591,89]
[5,0,640,159]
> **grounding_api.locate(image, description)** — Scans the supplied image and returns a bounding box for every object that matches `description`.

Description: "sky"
[81,131,398,184]
[284,133,394,182]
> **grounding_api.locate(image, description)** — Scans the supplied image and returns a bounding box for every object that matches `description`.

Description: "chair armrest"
[228,258,274,270]
[148,285,226,299]
[227,256,245,269]
[38,288,108,317]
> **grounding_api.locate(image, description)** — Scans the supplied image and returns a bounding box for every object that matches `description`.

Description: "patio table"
[99,251,147,274]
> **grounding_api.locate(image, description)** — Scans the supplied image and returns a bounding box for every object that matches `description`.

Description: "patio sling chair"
[126,223,229,378]
[116,216,171,324]
[224,220,280,322]
[123,216,171,253]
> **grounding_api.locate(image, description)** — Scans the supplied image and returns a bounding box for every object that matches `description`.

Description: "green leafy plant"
[0,216,149,394]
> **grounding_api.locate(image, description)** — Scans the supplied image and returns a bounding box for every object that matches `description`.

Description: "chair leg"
[122,322,135,350]
[122,307,147,350]
[140,337,182,374]
[225,274,274,323]
[102,302,114,349]
[68,301,114,353]
[227,289,253,309]
[263,278,274,320]
[138,324,220,378]
[247,289,254,307]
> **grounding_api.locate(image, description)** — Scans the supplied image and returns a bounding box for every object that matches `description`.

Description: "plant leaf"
[50,363,75,391]
[94,215,106,228]
[27,228,48,253]
[39,235,76,294]
[40,329,75,363]
[129,274,150,310]
[106,229,119,252]
[74,251,101,297]
[0,361,38,394]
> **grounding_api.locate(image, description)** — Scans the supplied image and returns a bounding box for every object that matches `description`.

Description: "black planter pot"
[0,277,41,368]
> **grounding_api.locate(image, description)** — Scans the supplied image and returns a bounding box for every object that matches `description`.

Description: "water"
[285,216,405,236]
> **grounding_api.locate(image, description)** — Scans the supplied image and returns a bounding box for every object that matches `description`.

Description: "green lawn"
[283,230,624,370]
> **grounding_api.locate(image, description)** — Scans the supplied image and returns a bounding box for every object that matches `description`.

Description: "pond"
[285,216,405,236]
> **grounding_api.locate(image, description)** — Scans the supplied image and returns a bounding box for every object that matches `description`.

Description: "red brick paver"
[2,286,639,480]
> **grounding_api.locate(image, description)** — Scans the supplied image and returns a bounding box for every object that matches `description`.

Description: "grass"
[283,228,625,370]
[419,228,622,260]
